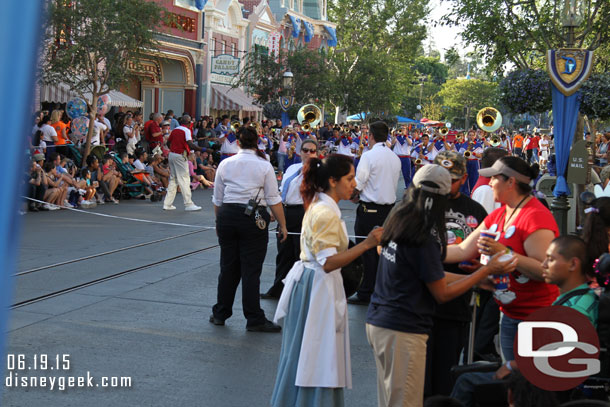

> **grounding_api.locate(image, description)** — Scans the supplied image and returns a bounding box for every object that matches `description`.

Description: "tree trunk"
[82,94,98,167]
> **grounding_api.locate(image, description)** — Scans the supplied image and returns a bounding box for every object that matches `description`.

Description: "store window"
[231,43,236,57]
[175,0,197,9]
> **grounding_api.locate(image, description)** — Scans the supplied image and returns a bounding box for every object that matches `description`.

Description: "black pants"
[267,205,304,297]
[424,318,469,397]
[28,183,46,206]
[474,291,500,359]
[212,204,270,327]
[354,201,394,301]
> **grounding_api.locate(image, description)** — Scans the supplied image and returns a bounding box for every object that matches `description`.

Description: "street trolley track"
[11,243,220,309]
[15,228,211,277]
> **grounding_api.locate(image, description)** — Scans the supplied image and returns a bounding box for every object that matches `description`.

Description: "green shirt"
[553,283,599,327]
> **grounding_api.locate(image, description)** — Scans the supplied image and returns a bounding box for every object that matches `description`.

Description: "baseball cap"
[33,153,45,162]
[161,120,170,126]
[412,164,451,195]
[434,151,466,180]
[478,160,531,184]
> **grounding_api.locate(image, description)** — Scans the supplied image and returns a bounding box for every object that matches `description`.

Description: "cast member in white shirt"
[261,139,319,299]
[349,121,401,305]
[210,125,288,332]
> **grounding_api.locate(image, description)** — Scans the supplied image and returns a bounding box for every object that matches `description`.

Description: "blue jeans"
[500,314,522,361]
[277,152,287,173]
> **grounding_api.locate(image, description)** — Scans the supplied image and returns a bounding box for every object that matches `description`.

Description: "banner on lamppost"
[546,48,594,198]
[547,49,594,96]
[279,95,294,111]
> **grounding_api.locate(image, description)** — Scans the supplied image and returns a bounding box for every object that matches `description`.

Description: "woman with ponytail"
[365,164,517,407]
[271,154,383,407]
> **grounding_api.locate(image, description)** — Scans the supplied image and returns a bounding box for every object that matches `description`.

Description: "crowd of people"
[23,106,610,405]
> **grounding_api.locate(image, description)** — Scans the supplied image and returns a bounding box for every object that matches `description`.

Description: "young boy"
[542,235,599,327]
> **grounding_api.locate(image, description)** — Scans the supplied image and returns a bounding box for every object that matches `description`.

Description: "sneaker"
[163,205,176,211]
[184,204,202,211]
[46,204,60,211]
[97,199,105,205]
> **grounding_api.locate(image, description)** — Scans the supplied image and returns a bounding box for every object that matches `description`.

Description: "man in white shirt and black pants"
[349,121,401,305]
[261,139,319,299]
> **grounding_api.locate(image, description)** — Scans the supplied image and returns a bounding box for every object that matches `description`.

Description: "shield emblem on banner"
[547,49,594,96]
[280,96,294,111]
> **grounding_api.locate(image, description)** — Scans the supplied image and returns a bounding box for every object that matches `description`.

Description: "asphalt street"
[2,188,388,407]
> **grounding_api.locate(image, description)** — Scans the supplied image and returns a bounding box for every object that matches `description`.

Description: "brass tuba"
[297,104,322,130]
[439,127,449,136]
[490,136,501,147]
[476,107,503,133]
[230,121,241,133]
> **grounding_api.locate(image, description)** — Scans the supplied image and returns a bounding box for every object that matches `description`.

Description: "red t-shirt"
[168,127,191,154]
[483,197,560,319]
[145,121,163,147]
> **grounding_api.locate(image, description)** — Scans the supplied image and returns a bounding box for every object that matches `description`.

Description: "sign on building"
[269,32,281,60]
[211,54,240,85]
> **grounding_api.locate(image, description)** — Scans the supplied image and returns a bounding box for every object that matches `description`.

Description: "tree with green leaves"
[437,78,498,129]
[326,0,429,120]
[237,47,330,108]
[42,0,167,162]
[444,0,610,74]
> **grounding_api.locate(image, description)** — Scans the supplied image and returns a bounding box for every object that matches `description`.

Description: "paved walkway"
[3,190,379,407]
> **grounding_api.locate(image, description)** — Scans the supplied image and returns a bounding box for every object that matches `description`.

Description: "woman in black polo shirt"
[365,164,517,407]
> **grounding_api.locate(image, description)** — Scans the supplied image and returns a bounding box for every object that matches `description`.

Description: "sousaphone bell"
[297,104,322,130]
[476,107,503,133]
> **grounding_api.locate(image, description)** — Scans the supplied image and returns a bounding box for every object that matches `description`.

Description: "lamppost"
[550,0,583,235]
[279,70,294,128]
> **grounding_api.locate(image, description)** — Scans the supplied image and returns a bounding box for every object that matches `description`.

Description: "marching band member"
[410,133,435,169]
[392,127,413,188]
[337,131,354,157]
[349,121,401,305]
[217,116,239,162]
[457,130,484,195]
[261,139,319,299]
[210,126,288,332]
[353,130,370,170]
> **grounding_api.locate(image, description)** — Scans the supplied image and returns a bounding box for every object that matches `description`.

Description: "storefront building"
[125,0,206,120]
[201,0,263,119]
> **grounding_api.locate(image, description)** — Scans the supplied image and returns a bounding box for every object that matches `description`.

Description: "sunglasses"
[302,147,317,153]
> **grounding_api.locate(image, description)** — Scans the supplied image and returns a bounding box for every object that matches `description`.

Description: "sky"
[426,0,472,60]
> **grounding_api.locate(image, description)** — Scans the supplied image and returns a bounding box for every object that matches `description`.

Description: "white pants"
[164,152,194,207]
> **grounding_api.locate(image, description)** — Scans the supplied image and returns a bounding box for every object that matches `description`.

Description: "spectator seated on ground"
[86,155,114,205]
[26,157,47,212]
[450,235,599,407]
[187,151,213,190]
[100,155,121,204]
[119,152,153,197]
[194,150,216,182]
[42,162,67,210]
[151,154,169,188]
[76,168,97,208]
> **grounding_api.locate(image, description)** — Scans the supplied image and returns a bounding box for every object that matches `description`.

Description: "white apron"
[273,194,352,389]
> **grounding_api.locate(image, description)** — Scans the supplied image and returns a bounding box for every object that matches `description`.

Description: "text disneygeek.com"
[5,354,132,391]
